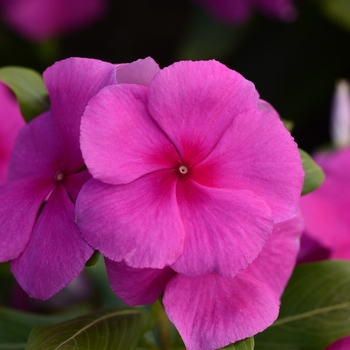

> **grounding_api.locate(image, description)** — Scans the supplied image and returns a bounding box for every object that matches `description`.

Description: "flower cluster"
[0,57,304,349]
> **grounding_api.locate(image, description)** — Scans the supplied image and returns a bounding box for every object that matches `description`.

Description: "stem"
[151,299,172,350]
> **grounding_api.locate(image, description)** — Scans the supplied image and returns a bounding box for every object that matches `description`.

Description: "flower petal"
[81,84,179,185]
[0,178,53,261]
[43,57,117,171]
[11,184,94,300]
[243,213,303,298]
[64,170,91,203]
[76,172,185,269]
[105,259,175,306]
[8,111,62,181]
[171,179,273,278]
[163,273,279,350]
[192,109,304,223]
[116,57,160,86]
[147,60,259,165]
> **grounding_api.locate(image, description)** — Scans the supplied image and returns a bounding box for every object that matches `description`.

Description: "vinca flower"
[0,81,24,183]
[76,59,304,278]
[0,57,119,299]
[0,0,107,41]
[105,214,303,350]
[192,0,296,24]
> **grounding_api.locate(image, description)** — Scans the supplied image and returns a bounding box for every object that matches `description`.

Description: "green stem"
[151,299,172,350]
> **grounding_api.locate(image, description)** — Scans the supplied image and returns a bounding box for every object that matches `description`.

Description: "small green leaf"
[0,307,71,350]
[255,261,350,349]
[299,148,325,195]
[0,66,49,122]
[85,250,100,267]
[281,118,294,132]
[221,337,254,349]
[25,307,155,350]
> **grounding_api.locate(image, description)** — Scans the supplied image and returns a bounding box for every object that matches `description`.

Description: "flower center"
[178,165,188,175]
[55,171,64,182]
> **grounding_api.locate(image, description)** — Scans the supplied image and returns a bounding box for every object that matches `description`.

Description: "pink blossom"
[192,0,296,24]
[0,57,120,299]
[105,214,303,349]
[0,0,107,41]
[300,148,350,259]
[0,82,24,183]
[76,59,303,277]
[327,336,350,350]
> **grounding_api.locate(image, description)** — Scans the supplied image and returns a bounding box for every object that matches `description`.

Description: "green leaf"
[221,337,254,349]
[85,250,100,267]
[313,0,350,32]
[0,307,71,350]
[255,261,350,349]
[0,66,49,122]
[299,148,325,195]
[25,307,155,350]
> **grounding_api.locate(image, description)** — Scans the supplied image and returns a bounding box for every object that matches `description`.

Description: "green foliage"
[255,260,350,349]
[0,66,49,122]
[25,307,155,350]
[0,307,71,350]
[221,337,254,349]
[299,148,325,195]
[314,0,350,32]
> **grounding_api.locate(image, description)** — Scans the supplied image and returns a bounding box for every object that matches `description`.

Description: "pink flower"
[0,82,25,183]
[192,0,296,24]
[327,336,350,350]
[0,57,120,299]
[105,214,303,349]
[76,59,303,277]
[0,0,107,41]
[300,148,350,259]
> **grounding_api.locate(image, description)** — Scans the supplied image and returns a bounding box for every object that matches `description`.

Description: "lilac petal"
[105,259,175,306]
[116,57,160,86]
[0,178,53,261]
[193,109,304,223]
[8,111,62,181]
[0,82,25,183]
[147,60,259,165]
[11,184,94,300]
[64,170,91,203]
[81,84,179,185]
[171,179,273,278]
[76,172,185,269]
[243,213,303,298]
[43,57,117,171]
[163,273,279,350]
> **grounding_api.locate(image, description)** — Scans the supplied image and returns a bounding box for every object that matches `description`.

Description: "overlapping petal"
[116,57,160,86]
[105,259,176,306]
[7,111,62,181]
[11,184,94,300]
[171,179,273,278]
[76,172,185,268]
[64,170,91,203]
[192,109,303,223]
[163,273,279,350]
[81,84,179,185]
[43,57,117,171]
[0,178,53,261]
[147,60,259,165]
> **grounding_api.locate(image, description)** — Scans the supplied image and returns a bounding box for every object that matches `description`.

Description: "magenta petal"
[8,111,62,181]
[193,109,304,223]
[147,60,259,164]
[326,336,350,350]
[43,57,117,171]
[81,84,179,185]
[105,259,175,306]
[243,213,304,298]
[11,184,94,300]
[76,172,185,269]
[0,82,25,183]
[116,57,160,86]
[172,179,273,278]
[163,273,279,350]
[0,178,53,261]
[64,170,91,203]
